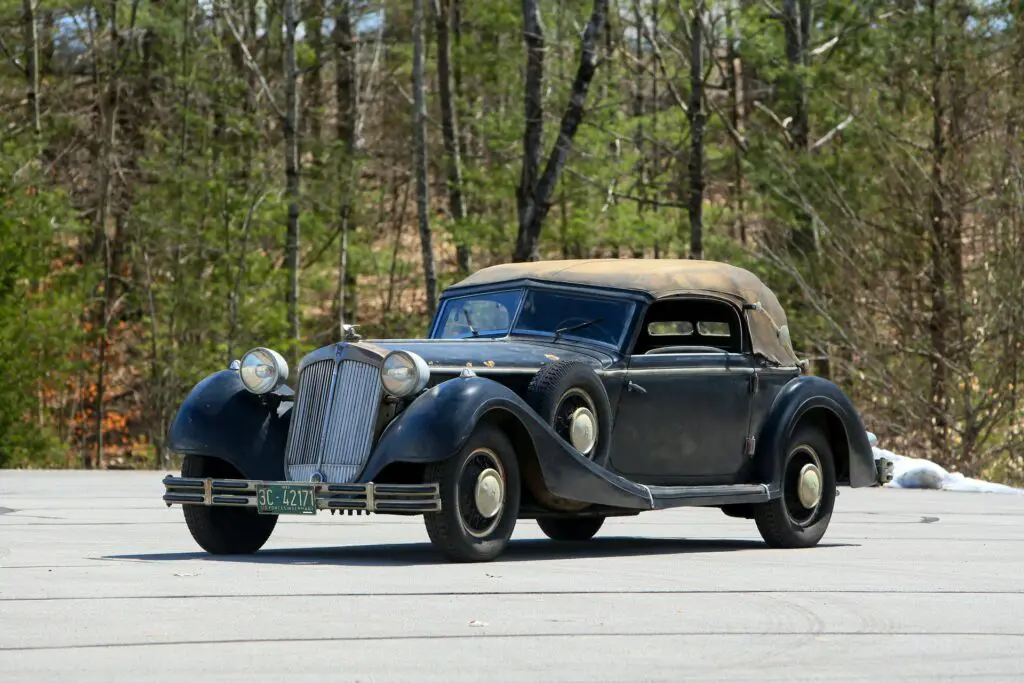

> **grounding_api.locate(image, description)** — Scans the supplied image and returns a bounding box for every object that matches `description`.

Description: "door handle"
[627,381,647,394]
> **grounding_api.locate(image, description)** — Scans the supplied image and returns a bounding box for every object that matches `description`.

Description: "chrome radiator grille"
[284,357,384,483]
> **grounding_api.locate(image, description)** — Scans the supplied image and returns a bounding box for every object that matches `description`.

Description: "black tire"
[181,455,277,555]
[753,424,836,549]
[423,423,522,562]
[537,516,605,541]
[525,360,613,466]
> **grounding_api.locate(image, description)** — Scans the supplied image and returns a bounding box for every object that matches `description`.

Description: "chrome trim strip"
[428,365,544,375]
[757,366,801,375]
[429,365,759,377]
[599,367,756,377]
[640,483,654,509]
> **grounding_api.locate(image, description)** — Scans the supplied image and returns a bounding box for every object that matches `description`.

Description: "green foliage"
[0,145,89,467]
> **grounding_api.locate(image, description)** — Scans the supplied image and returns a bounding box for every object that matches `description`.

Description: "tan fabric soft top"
[449,259,799,366]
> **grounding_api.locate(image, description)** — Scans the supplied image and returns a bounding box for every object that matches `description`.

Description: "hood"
[363,337,616,375]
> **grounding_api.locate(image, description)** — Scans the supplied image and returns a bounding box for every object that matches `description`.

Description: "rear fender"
[754,375,875,488]
[167,370,291,481]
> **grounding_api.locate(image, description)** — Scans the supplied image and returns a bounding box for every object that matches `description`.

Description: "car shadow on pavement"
[107,537,855,567]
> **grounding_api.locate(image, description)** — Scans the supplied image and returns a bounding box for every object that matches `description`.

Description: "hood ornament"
[340,323,362,342]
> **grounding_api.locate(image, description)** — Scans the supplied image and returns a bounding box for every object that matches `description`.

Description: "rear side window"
[633,297,744,354]
[648,321,694,336]
[697,321,730,337]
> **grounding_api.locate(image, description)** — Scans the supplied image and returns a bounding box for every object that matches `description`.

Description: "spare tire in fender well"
[524,360,614,466]
[521,361,614,512]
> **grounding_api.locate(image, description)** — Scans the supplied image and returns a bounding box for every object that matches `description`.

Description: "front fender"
[363,375,546,481]
[754,375,875,488]
[362,375,651,510]
[167,370,291,481]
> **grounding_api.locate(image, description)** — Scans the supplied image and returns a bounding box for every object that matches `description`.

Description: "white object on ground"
[868,432,1024,494]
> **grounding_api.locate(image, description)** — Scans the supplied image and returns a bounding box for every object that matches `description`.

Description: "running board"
[646,483,778,510]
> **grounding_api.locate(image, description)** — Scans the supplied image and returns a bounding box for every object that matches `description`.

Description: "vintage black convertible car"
[163,259,894,562]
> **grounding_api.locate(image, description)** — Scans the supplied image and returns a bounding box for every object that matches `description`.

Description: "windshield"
[433,287,634,348]
[435,289,524,339]
[513,289,633,347]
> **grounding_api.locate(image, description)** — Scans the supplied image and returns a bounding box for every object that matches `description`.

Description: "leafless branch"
[217,4,285,121]
[810,114,854,151]
[752,101,793,145]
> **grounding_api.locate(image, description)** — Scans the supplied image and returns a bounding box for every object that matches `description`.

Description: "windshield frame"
[429,288,527,340]
[431,282,640,351]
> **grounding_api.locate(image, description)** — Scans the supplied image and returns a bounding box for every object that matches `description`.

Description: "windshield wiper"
[554,318,602,341]
[462,310,480,337]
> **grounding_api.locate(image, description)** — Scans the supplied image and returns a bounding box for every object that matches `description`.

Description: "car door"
[608,298,755,485]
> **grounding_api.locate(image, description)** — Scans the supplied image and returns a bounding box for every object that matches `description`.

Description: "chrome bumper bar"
[875,456,895,485]
[162,476,442,513]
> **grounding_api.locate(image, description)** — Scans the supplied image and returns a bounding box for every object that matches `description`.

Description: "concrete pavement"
[1,470,1022,682]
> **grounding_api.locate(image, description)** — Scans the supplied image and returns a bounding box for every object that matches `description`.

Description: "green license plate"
[256,483,317,515]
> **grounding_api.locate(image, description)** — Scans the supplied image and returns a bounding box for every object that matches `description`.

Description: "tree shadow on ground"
[106,536,856,567]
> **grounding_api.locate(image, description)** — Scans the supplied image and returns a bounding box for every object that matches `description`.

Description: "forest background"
[1,0,1022,484]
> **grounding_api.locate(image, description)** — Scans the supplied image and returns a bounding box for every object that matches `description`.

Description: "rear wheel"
[181,455,277,555]
[753,424,836,549]
[423,424,521,562]
[537,516,605,541]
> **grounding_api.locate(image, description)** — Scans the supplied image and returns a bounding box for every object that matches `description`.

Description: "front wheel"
[181,455,277,554]
[423,423,521,562]
[537,516,605,541]
[753,424,836,549]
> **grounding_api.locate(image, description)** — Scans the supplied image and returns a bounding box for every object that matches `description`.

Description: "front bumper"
[162,476,441,513]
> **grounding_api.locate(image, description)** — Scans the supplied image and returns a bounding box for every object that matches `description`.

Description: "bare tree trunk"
[632,0,647,247]
[651,0,661,257]
[452,0,471,167]
[432,0,470,274]
[516,0,545,262]
[782,0,809,151]
[783,0,813,251]
[283,0,301,363]
[91,0,124,470]
[514,0,609,263]
[334,0,358,328]
[21,0,40,133]
[947,0,970,467]
[726,1,746,244]
[413,0,437,314]
[687,0,705,260]
[927,0,949,462]
[306,0,325,159]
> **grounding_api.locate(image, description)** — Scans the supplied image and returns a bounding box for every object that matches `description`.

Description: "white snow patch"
[868,432,1024,494]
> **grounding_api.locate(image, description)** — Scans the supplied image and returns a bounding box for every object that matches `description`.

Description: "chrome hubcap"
[569,407,597,455]
[474,468,504,519]
[797,463,822,509]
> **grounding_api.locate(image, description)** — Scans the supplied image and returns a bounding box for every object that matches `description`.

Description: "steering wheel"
[555,316,617,345]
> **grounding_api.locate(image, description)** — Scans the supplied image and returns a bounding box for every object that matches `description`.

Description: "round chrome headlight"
[380,351,430,397]
[239,347,289,395]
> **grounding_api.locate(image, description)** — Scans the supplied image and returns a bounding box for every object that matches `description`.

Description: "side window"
[648,321,694,336]
[696,321,730,337]
[632,298,744,355]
